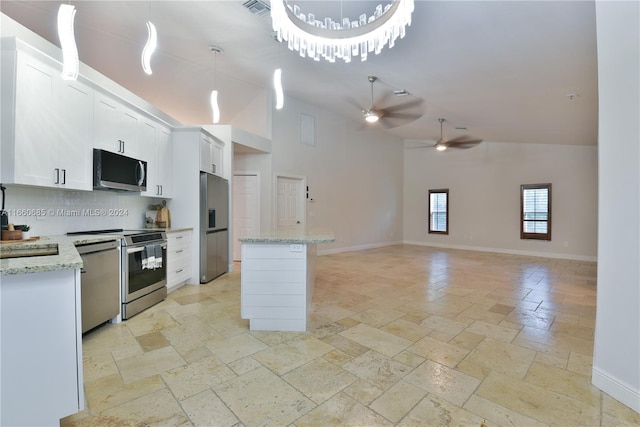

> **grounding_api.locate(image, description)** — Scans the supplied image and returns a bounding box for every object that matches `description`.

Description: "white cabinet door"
[141,122,172,198]
[167,230,192,289]
[157,126,173,198]
[212,140,223,177]
[94,95,141,157]
[93,95,121,153]
[140,120,158,197]
[199,133,223,176]
[2,52,92,190]
[199,134,213,174]
[120,108,142,158]
[12,52,57,187]
[58,79,93,190]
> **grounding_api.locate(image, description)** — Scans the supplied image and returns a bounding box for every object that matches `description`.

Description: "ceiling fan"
[429,118,483,151]
[355,76,424,129]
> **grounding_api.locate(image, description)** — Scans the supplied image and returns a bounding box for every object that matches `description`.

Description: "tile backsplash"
[2,185,161,236]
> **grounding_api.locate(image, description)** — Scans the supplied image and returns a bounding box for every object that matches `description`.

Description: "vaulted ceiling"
[1,1,598,145]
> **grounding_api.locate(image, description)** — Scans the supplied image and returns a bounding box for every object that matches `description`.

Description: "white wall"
[592,0,640,413]
[403,141,598,260]
[234,96,405,254]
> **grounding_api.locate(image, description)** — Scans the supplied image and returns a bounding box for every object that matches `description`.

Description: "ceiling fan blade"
[381,111,423,120]
[373,90,393,110]
[379,114,422,129]
[344,96,365,112]
[406,144,436,150]
[446,135,483,145]
[382,98,425,114]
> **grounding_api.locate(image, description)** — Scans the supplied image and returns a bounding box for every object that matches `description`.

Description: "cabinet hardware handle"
[80,268,87,274]
[54,168,60,184]
[176,269,183,273]
[61,169,66,185]
[176,236,183,239]
[160,185,163,195]
[212,163,216,173]
[176,249,183,253]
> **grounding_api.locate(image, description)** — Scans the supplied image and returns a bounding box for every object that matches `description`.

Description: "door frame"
[232,171,261,261]
[273,173,306,230]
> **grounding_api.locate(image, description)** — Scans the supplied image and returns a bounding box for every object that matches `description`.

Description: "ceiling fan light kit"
[270,0,414,63]
[364,110,380,123]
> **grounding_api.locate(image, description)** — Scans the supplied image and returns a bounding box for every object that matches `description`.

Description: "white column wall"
[592,0,640,412]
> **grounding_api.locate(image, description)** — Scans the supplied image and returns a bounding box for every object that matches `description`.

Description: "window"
[521,183,551,240]
[429,189,449,234]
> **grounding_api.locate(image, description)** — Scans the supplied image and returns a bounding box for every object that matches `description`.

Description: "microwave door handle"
[137,161,145,186]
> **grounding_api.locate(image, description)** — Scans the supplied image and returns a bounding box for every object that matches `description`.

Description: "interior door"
[276,175,305,229]
[233,174,260,261]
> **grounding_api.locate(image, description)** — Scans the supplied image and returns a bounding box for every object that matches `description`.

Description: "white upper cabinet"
[93,94,142,159]
[141,121,172,198]
[58,79,93,190]
[199,133,224,177]
[157,126,173,197]
[0,46,92,190]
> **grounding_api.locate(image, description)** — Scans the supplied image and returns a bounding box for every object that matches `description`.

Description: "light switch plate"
[290,244,303,252]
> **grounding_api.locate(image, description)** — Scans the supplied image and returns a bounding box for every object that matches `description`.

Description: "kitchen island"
[239,229,335,332]
[0,234,114,426]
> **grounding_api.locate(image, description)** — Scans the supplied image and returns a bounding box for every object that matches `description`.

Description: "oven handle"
[126,244,167,254]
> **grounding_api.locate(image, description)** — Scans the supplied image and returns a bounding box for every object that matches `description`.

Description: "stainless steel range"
[120,230,168,319]
[69,229,168,320]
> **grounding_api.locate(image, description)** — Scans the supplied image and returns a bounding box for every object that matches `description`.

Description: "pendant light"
[57,3,79,80]
[141,21,157,75]
[274,68,284,110]
[141,1,157,75]
[209,45,223,124]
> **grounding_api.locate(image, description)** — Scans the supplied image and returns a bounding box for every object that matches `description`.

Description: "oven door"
[122,243,167,303]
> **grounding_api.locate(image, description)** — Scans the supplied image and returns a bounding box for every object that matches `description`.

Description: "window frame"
[520,183,552,241]
[428,189,449,235]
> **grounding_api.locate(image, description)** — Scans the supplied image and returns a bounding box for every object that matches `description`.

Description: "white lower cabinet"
[167,230,192,290]
[0,269,84,426]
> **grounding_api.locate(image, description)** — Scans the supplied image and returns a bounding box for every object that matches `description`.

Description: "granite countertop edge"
[1,235,119,276]
[1,228,194,276]
[239,230,335,244]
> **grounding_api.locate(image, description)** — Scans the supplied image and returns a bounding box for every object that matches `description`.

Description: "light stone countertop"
[135,227,193,234]
[0,235,119,276]
[1,228,193,276]
[239,229,335,244]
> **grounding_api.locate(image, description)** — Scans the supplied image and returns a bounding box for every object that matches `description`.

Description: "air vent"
[393,89,409,97]
[242,0,271,16]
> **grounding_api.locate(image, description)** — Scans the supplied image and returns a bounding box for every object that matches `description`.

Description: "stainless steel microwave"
[93,149,147,192]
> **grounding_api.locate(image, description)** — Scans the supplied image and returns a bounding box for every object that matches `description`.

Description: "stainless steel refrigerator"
[200,172,229,283]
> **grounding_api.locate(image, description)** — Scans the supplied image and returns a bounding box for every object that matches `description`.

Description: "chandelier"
[271,0,414,63]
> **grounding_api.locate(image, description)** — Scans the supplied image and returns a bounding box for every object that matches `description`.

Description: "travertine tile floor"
[62,245,640,427]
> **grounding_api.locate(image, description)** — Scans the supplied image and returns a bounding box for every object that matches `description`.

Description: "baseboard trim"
[403,240,597,262]
[318,241,402,256]
[592,367,640,413]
